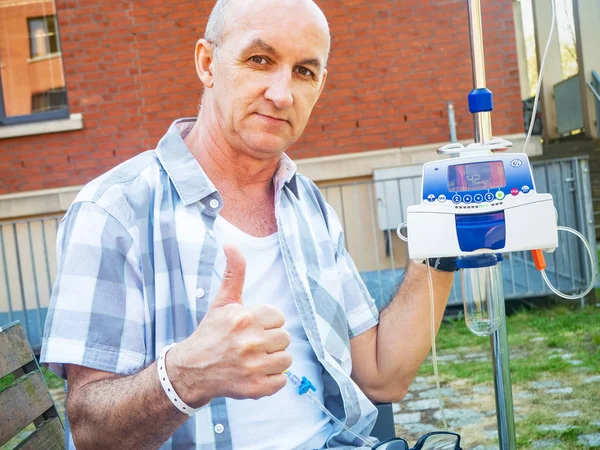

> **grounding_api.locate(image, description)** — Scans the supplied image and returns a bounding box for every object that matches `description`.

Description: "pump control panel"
[420,153,535,212]
[406,154,558,260]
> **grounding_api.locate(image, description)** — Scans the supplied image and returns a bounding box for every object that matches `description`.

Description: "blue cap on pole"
[468,88,494,113]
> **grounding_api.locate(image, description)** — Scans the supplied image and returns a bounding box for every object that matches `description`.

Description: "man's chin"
[242,134,295,158]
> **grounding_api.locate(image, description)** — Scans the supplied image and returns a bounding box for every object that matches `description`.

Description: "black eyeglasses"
[373,431,462,450]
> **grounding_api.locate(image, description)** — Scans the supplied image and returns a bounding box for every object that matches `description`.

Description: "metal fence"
[0,157,597,351]
[0,216,61,353]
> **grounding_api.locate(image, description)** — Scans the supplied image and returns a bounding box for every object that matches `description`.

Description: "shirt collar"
[156,118,299,206]
[155,118,217,206]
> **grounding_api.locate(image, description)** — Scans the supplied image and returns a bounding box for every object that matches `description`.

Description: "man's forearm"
[376,262,454,395]
[67,361,188,450]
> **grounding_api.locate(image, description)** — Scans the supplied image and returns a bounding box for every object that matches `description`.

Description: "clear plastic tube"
[459,259,504,336]
[522,0,556,154]
[397,221,408,242]
[541,226,598,300]
[283,370,376,447]
[426,263,449,430]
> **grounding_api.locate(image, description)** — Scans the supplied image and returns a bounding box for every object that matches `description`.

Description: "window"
[0,1,69,125]
[31,87,68,113]
[28,16,61,59]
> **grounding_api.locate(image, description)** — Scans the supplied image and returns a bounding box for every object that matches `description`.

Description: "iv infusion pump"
[406,153,559,260]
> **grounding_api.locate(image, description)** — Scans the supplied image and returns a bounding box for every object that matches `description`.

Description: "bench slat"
[0,371,54,447]
[0,322,34,379]
[14,417,65,450]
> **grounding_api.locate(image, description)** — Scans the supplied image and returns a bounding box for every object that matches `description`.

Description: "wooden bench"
[0,321,65,449]
[0,319,395,448]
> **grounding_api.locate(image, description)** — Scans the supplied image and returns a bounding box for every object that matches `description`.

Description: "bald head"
[193,0,331,157]
[204,0,331,65]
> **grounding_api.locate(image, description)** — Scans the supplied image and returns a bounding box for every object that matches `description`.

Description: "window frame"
[0,11,69,126]
[27,15,61,60]
[31,87,68,114]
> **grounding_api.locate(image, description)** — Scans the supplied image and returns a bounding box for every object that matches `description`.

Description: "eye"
[249,55,268,65]
[295,66,315,78]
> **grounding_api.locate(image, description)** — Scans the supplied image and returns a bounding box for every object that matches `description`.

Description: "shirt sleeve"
[325,203,380,339]
[40,201,146,378]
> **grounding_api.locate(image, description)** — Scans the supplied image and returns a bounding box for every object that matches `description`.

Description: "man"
[41,0,454,448]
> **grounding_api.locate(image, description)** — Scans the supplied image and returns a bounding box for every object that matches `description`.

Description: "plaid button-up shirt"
[42,118,380,449]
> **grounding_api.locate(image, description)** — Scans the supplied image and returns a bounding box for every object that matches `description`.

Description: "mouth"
[255,113,289,124]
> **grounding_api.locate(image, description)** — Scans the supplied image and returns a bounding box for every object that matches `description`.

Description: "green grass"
[421,304,600,378]
[42,366,65,390]
[0,372,15,391]
[0,365,64,392]
[416,303,600,450]
[597,247,600,298]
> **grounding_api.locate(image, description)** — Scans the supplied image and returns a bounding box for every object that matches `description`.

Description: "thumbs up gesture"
[165,244,292,408]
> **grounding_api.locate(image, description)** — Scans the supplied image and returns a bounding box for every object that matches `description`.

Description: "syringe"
[283,370,376,448]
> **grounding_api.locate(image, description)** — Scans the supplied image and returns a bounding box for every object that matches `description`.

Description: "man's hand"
[168,243,292,406]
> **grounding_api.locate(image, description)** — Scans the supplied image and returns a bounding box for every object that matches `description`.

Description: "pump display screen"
[448,161,506,192]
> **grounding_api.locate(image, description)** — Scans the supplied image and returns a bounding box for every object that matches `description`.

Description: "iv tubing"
[522,0,556,154]
[397,221,449,428]
[540,226,598,300]
[213,269,374,446]
[283,370,375,447]
[396,222,408,242]
[426,263,448,431]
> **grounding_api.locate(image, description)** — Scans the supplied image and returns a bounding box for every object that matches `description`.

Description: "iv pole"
[465,1,518,449]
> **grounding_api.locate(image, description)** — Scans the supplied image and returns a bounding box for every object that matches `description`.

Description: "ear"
[195,38,216,88]
[316,68,328,99]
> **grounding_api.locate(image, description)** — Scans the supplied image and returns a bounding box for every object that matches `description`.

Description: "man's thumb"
[213,243,246,307]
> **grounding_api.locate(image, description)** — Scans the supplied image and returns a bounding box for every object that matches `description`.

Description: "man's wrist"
[422,257,458,272]
[164,343,211,410]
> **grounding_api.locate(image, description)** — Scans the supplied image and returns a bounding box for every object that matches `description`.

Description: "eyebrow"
[242,38,323,71]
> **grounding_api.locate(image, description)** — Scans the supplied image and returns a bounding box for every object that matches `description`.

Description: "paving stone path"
[33,345,599,450]
[392,347,600,449]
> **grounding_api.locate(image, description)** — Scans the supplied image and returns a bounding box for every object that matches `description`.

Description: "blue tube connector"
[298,376,316,395]
[283,370,317,395]
[468,88,494,113]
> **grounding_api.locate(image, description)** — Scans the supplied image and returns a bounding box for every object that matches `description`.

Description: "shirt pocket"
[306,268,352,373]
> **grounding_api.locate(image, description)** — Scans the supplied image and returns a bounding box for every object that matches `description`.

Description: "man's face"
[204,0,329,160]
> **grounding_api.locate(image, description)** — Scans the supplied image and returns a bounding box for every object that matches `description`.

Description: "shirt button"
[209,199,219,209]
[208,229,215,239]
[196,288,205,298]
[214,423,224,434]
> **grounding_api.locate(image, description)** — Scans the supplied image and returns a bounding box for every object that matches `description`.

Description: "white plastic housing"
[407,196,558,260]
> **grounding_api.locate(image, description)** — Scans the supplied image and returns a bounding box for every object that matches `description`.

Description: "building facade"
[0,0,537,347]
[0,0,528,194]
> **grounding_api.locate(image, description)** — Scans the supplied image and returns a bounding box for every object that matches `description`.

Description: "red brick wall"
[0,0,523,194]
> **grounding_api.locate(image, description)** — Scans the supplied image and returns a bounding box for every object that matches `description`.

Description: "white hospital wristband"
[157,343,201,416]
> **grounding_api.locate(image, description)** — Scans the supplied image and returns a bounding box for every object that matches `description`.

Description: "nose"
[264,69,293,109]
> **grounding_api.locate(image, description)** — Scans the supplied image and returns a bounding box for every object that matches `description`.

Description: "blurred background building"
[0,0,598,349]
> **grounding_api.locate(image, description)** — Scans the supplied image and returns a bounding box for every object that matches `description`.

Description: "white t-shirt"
[208,215,334,449]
